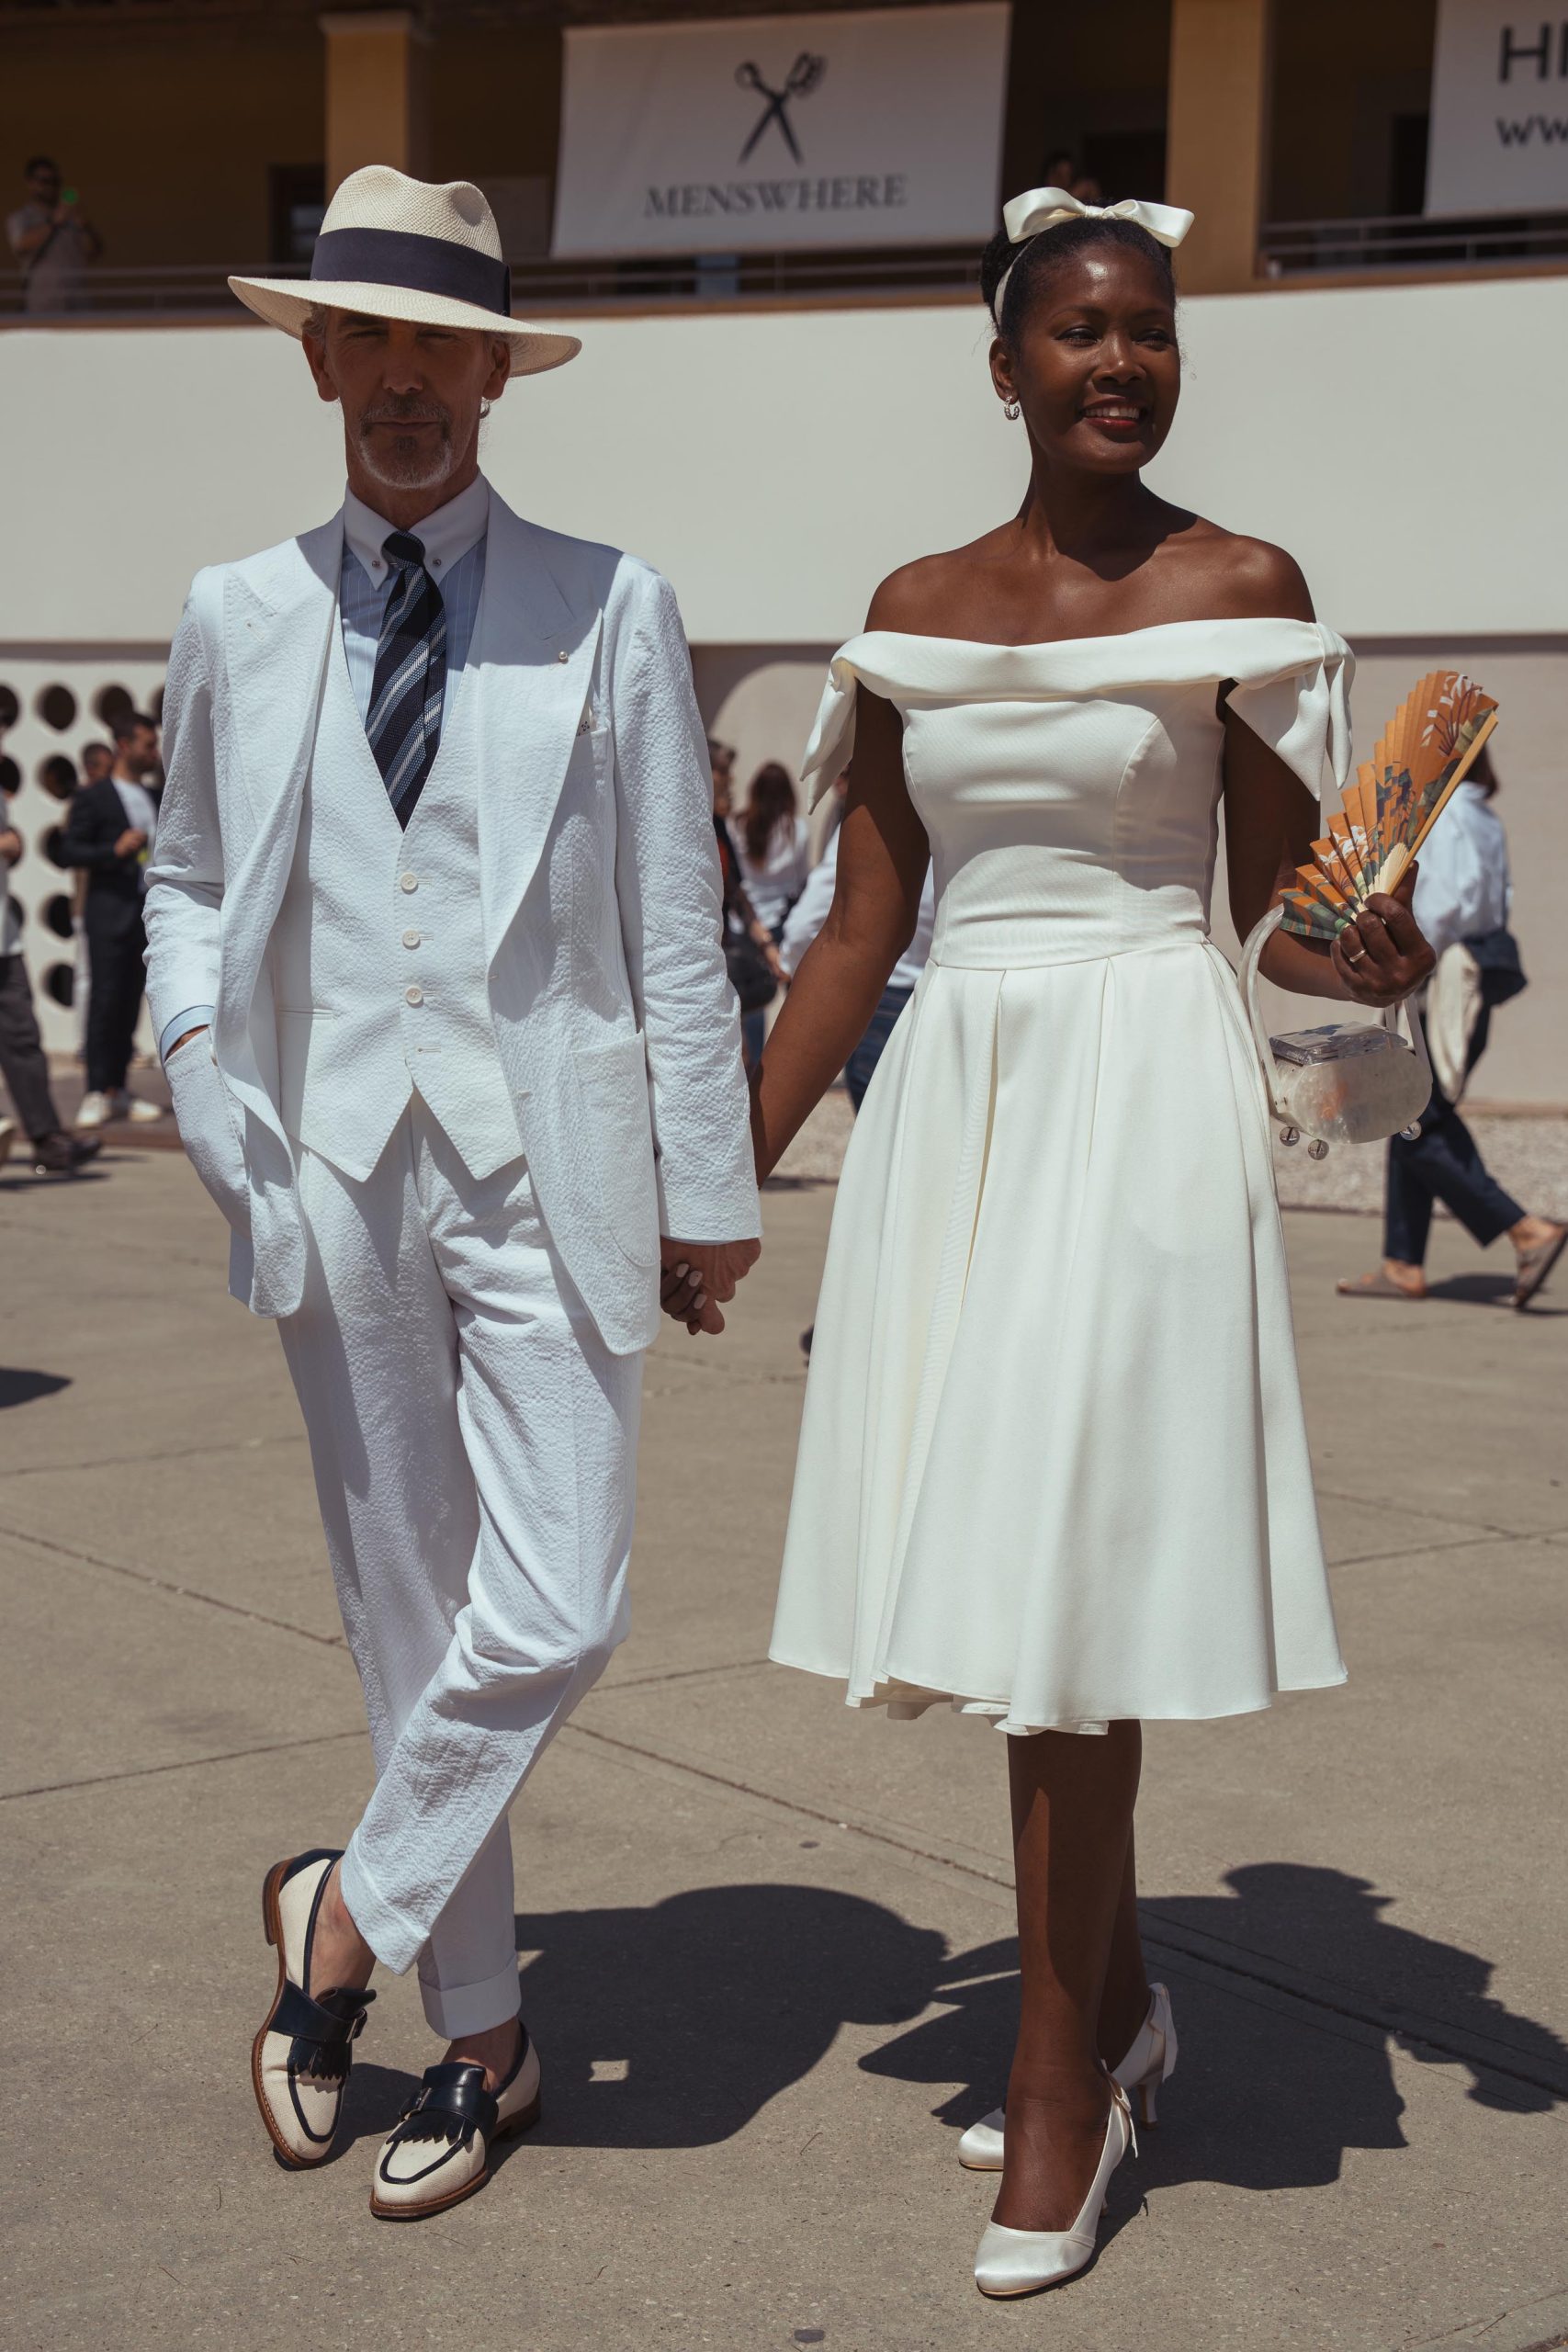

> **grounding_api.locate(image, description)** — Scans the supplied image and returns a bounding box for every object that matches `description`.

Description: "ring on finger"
[1343,937,1366,965]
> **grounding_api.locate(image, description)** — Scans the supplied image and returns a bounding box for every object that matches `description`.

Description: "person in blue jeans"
[1337,753,1564,1310]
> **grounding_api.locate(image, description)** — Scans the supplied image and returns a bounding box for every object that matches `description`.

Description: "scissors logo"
[734,52,827,165]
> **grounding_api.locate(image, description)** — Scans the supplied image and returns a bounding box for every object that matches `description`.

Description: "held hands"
[658,1236,761,1337]
[1329,865,1435,1008]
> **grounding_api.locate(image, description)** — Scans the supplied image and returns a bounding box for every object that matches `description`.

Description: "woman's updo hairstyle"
[981,216,1176,343]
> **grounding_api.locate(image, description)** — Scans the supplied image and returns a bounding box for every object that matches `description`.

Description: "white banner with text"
[1426,1,1568,214]
[553,4,1010,258]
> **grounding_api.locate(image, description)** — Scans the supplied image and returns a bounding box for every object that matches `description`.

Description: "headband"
[991,187,1195,316]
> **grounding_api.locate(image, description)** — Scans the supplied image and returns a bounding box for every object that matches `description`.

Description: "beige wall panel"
[5,278,1561,647]
[1167,0,1269,290]
[322,12,429,192]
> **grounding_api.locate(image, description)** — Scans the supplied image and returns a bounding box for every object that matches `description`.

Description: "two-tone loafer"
[252,1848,376,2167]
[370,2026,541,2220]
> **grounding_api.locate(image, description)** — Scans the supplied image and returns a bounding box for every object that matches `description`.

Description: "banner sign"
[1426,1,1568,214]
[553,4,1010,257]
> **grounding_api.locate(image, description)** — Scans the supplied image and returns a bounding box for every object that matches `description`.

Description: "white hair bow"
[994,187,1195,312]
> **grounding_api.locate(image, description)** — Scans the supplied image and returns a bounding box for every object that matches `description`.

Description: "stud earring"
[1003,398,1021,420]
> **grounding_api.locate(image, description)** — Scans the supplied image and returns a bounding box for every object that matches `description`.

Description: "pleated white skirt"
[769,939,1347,1735]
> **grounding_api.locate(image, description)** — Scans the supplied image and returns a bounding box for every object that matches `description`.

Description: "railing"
[7,213,1563,321]
[1259,209,1568,275]
[0,244,985,323]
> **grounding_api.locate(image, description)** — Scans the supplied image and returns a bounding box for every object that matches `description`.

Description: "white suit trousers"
[277,1099,642,2036]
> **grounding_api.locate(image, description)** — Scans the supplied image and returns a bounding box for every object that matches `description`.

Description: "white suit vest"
[269,627,523,1184]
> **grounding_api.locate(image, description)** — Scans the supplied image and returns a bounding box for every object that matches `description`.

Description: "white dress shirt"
[113,776,158,890]
[1412,782,1511,963]
[780,826,936,991]
[734,815,812,933]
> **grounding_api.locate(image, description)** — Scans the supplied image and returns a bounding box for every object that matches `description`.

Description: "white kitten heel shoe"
[370,2026,541,2221]
[252,1849,377,2166]
[958,1981,1177,2170]
[974,2081,1136,2299]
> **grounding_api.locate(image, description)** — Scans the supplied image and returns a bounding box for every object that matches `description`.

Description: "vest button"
[400,872,418,892]
[402,928,421,948]
[404,984,423,1006]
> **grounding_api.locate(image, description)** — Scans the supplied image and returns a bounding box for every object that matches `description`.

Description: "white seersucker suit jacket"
[144,490,760,1355]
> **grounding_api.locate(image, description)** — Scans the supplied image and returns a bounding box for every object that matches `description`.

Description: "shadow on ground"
[513,1883,942,2145]
[0,1366,71,1408]
[501,1865,1566,2184]
[864,1863,1568,2233]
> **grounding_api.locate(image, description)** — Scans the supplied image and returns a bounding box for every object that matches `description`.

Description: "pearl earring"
[1003,398,1021,420]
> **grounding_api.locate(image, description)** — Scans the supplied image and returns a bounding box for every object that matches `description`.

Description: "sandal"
[1336,1269,1426,1301]
[252,1849,376,2167]
[370,2027,541,2220]
[1514,1224,1568,1310]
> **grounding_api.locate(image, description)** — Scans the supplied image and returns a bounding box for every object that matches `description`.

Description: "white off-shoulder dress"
[769,620,1353,1736]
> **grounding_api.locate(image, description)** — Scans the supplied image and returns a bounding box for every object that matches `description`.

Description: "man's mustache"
[360,403,451,431]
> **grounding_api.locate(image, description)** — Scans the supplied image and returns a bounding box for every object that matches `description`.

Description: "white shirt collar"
[342,473,491,586]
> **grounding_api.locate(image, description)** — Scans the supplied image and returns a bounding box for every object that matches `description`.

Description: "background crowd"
[0,703,164,1177]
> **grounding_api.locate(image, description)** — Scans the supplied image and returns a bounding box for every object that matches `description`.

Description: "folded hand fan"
[1280,672,1499,942]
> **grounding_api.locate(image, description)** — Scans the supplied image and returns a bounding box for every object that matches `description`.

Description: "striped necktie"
[367,529,446,825]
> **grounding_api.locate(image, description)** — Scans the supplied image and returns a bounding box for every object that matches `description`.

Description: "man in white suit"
[146,167,760,2218]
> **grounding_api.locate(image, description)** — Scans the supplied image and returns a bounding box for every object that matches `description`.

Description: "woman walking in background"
[733,761,810,1066]
[708,187,1435,2298]
[1337,745,1565,1308]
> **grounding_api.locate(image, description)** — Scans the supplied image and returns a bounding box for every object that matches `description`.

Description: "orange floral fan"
[1280,672,1499,942]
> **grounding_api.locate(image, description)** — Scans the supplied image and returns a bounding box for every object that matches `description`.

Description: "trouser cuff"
[417,1958,523,2038]
[337,1838,424,1977]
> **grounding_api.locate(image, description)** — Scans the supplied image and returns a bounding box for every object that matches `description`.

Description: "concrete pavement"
[1,1145,1564,2352]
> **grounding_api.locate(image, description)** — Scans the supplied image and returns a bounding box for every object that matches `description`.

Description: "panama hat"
[229,164,580,377]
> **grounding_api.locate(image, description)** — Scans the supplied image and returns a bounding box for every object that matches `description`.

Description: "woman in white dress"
[715,191,1436,2295]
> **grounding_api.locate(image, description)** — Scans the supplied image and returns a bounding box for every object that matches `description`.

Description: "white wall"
[2,276,1564,644]
[4,279,1565,1096]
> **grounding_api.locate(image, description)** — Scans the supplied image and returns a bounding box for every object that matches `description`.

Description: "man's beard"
[356,400,457,491]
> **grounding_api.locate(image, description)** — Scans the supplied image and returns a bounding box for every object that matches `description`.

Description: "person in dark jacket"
[60,708,164,1126]
[0,820,100,1173]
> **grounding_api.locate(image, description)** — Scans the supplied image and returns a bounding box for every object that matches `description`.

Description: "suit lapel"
[215,514,341,1135]
[474,496,604,967]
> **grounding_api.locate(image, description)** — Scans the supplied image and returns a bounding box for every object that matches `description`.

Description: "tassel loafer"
[370,2026,541,2220]
[252,1848,376,2167]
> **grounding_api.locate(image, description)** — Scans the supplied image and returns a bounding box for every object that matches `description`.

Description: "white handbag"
[1239,905,1431,1159]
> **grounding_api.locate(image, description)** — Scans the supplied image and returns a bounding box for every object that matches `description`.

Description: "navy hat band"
[310,225,512,317]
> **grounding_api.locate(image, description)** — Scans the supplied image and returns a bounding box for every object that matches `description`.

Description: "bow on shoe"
[1001,187,1195,249]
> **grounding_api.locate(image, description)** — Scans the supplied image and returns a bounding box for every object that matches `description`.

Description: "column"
[320,10,430,197]
[1166,0,1271,294]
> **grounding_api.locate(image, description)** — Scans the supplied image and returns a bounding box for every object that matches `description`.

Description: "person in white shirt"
[1338,751,1564,1309]
[60,708,164,1127]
